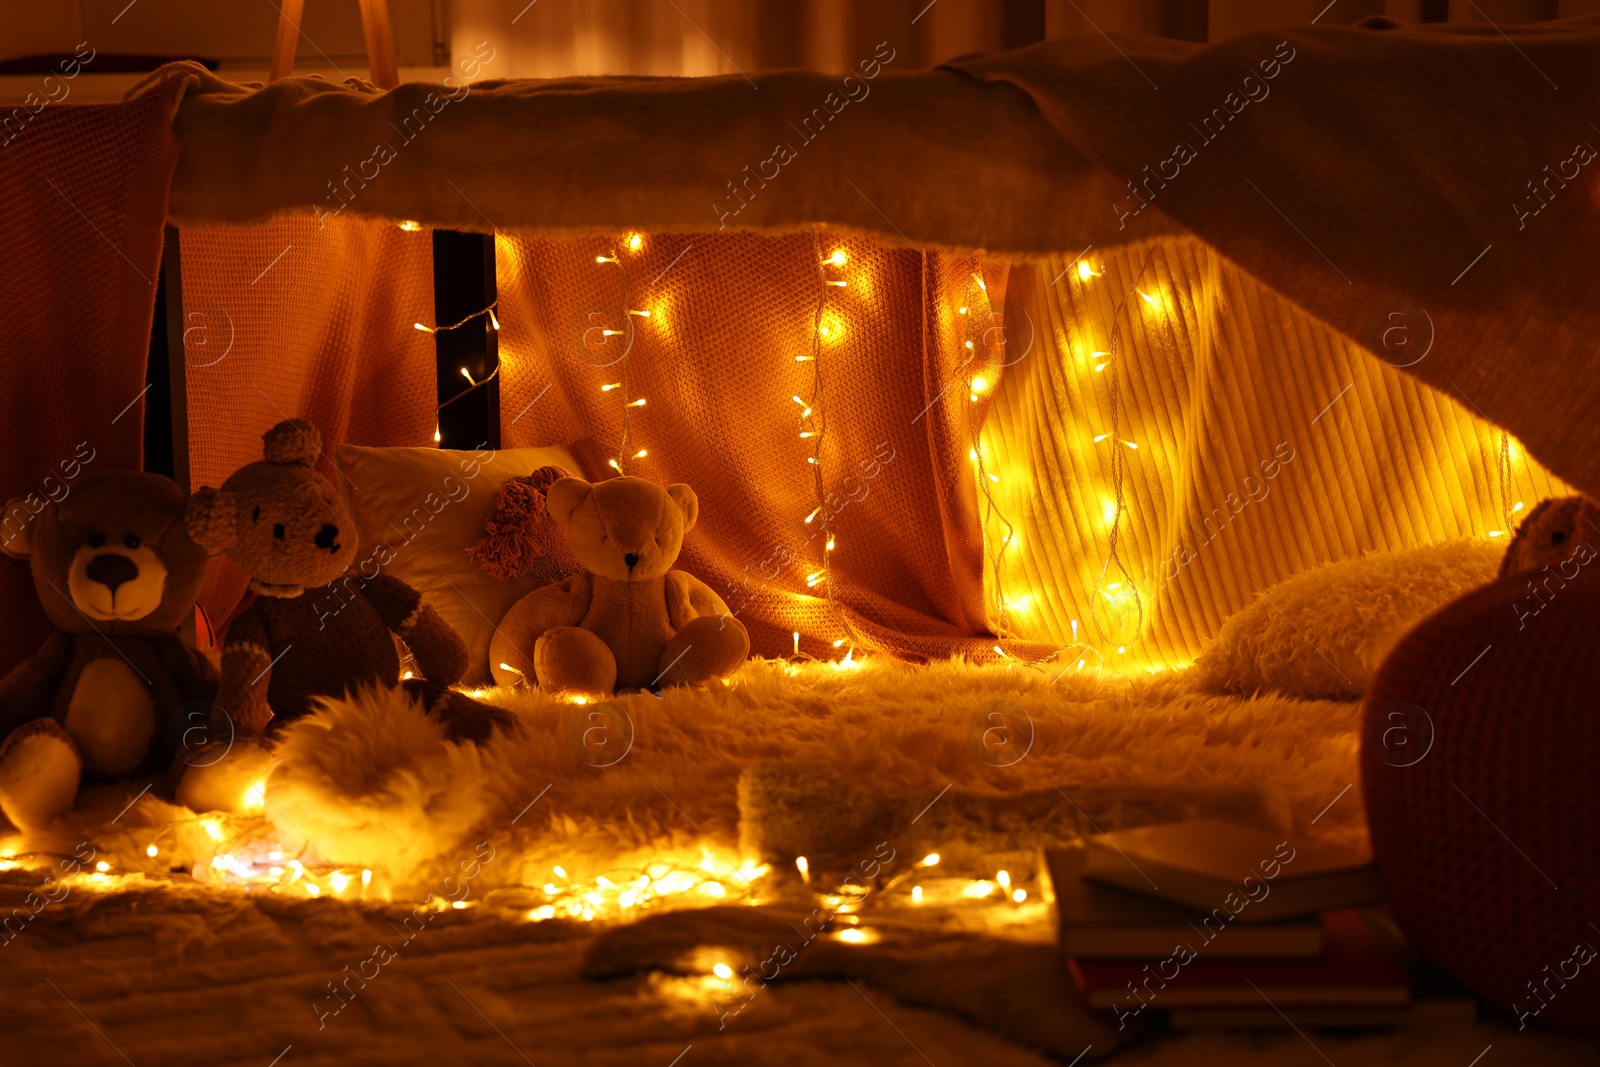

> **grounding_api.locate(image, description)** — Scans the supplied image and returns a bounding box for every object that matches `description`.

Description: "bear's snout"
[315,524,341,552]
[86,552,139,592]
[623,552,640,571]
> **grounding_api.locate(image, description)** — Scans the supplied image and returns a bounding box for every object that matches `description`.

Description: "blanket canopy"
[2,15,1593,676]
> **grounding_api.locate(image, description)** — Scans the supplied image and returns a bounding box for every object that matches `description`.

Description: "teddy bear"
[1499,495,1600,577]
[183,419,515,750]
[0,471,217,833]
[488,475,749,694]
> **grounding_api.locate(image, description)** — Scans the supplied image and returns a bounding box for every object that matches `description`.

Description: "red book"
[1068,909,1411,1014]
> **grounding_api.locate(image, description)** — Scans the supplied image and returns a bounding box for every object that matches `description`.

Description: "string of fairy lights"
[790,232,868,664]
[594,234,653,474]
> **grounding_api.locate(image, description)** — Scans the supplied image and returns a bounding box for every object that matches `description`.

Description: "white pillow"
[334,443,583,684]
[1193,539,1503,700]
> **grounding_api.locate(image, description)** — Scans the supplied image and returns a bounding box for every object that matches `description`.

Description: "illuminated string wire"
[797,231,866,658]
[1087,248,1159,652]
[953,267,1018,639]
[595,243,648,475]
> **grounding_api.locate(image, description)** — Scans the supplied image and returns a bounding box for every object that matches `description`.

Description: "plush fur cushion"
[1194,539,1502,701]
[334,443,583,684]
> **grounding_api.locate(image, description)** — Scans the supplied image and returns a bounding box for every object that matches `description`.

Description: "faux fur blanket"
[252,658,1365,896]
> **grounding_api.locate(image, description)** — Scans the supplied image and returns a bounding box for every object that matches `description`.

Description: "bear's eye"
[252,506,261,523]
[1552,530,1568,546]
[87,533,105,549]
[123,533,140,549]
[273,524,287,541]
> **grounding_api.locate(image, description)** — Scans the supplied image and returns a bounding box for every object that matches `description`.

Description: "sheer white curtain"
[450,0,1600,80]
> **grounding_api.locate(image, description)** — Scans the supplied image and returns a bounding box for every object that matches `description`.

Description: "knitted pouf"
[1361,568,1600,1030]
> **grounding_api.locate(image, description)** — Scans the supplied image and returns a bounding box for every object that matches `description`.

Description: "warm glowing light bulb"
[923,853,940,867]
[826,279,847,287]
[973,273,987,292]
[554,865,568,879]
[969,448,979,462]
[1512,501,1525,513]
[805,506,822,524]
[796,856,810,882]
[95,861,109,873]
[487,307,500,330]
[1137,289,1159,307]
[602,382,622,391]
[911,885,923,903]
[626,232,644,251]
[987,471,999,483]
[628,398,647,407]
[825,537,835,551]
[1012,888,1027,903]
[1077,260,1099,280]
[433,426,442,443]
[146,844,158,858]
[970,376,988,394]
[460,367,476,385]
[1093,433,1111,443]
[608,459,621,471]
[414,322,433,333]
[826,249,847,266]
[397,219,422,232]
[596,254,616,264]
[996,870,1011,889]
[713,963,734,979]
[306,883,321,896]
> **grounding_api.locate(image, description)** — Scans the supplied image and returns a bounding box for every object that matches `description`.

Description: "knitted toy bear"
[0,471,216,832]
[1499,495,1600,577]
[184,419,514,745]
[488,476,749,694]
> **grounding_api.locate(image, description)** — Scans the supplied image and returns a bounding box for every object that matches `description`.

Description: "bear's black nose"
[86,552,139,592]
[315,524,340,551]
[624,552,640,570]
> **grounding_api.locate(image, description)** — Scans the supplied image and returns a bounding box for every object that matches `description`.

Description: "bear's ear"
[545,477,593,527]
[185,487,239,556]
[666,483,699,533]
[0,496,39,559]
[261,419,321,466]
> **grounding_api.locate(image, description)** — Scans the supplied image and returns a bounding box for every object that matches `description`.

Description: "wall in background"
[4,0,1600,84]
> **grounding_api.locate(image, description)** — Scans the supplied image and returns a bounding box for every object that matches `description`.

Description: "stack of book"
[1041,819,1475,1029]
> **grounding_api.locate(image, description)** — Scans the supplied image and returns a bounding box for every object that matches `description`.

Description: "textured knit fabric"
[180,217,438,636]
[981,242,1566,670]
[221,570,470,729]
[498,234,1026,663]
[0,73,184,679]
[1361,568,1600,1029]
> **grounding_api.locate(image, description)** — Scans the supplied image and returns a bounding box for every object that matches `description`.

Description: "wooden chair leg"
[357,0,400,89]
[269,0,306,82]
[270,0,399,90]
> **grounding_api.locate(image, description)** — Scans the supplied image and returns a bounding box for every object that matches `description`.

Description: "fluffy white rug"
[255,657,1367,896]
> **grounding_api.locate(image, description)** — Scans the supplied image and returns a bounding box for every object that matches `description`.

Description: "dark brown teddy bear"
[0,472,216,832]
[184,419,514,744]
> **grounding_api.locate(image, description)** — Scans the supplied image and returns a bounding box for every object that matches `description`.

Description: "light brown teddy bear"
[185,419,514,745]
[0,471,216,832]
[489,476,749,694]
